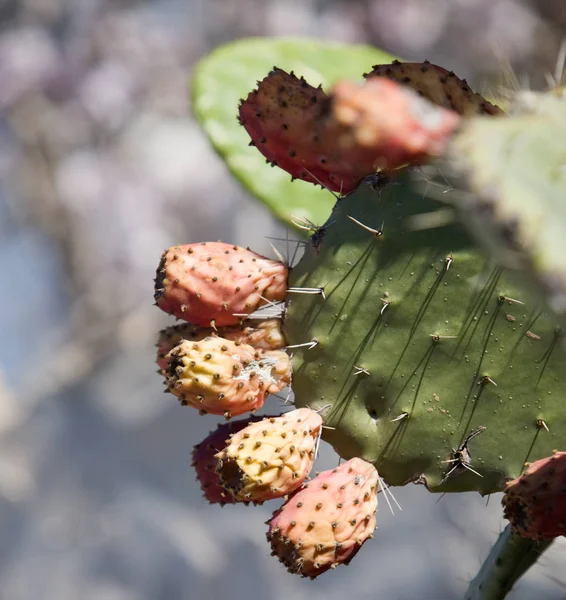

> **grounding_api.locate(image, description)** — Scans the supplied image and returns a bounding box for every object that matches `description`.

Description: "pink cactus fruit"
[162,336,292,419]
[364,60,503,116]
[238,68,354,193]
[329,77,461,174]
[503,451,566,540]
[215,408,323,503]
[154,242,288,327]
[240,67,400,195]
[267,457,379,578]
[191,418,262,505]
[239,66,473,194]
[156,319,286,371]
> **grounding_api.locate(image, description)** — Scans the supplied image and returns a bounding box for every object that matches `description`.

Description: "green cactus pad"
[439,88,566,329]
[284,178,566,494]
[191,37,396,228]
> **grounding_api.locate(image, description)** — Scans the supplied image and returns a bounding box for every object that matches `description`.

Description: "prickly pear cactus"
[284,175,566,494]
[183,36,566,598]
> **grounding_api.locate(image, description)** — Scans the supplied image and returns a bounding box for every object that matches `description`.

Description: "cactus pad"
[439,88,566,330]
[284,178,566,494]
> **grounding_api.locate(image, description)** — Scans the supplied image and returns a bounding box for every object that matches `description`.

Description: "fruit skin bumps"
[163,336,291,419]
[329,77,461,174]
[154,242,288,327]
[156,319,286,370]
[267,457,379,578]
[215,408,323,503]
[502,451,566,540]
[191,419,260,505]
[364,60,503,116]
[238,62,501,194]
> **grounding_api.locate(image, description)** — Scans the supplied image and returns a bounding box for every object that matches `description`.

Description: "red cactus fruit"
[364,60,504,116]
[329,77,461,173]
[239,66,475,194]
[156,319,286,371]
[162,336,292,419]
[267,457,379,578]
[215,408,323,503]
[191,418,262,505]
[154,242,288,327]
[239,68,378,194]
[502,451,566,540]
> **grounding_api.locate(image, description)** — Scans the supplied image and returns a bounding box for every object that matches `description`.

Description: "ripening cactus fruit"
[502,451,566,540]
[156,319,286,370]
[215,408,323,503]
[238,68,339,189]
[154,242,288,327]
[163,336,292,419]
[192,418,262,505]
[267,457,378,578]
[239,67,393,194]
[329,77,461,173]
[364,60,503,116]
[238,62,502,194]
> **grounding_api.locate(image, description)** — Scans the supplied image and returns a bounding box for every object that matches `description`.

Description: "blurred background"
[1,1,566,598]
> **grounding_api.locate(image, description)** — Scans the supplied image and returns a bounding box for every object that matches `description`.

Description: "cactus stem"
[464,524,553,600]
[347,215,384,238]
